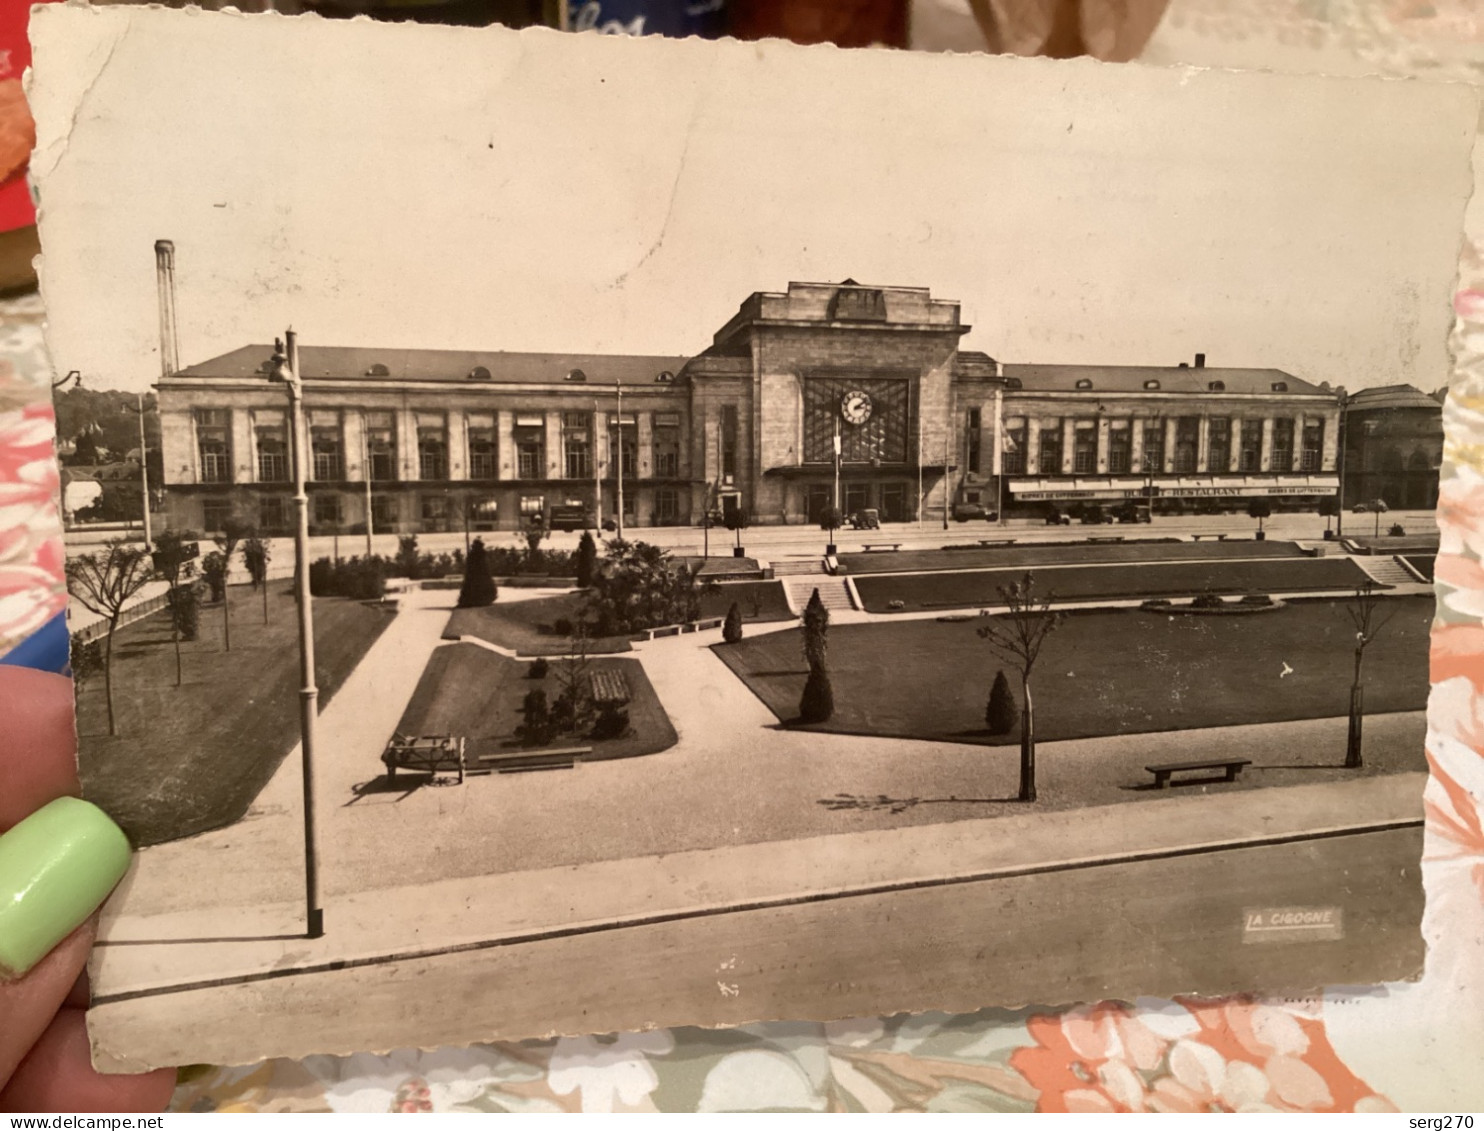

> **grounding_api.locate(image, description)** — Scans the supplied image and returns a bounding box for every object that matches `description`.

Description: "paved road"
[88,824,1424,1068]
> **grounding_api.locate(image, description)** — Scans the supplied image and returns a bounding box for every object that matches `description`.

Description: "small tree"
[457,537,498,608]
[575,530,598,588]
[725,503,749,555]
[1318,495,1340,535]
[977,571,1063,802]
[69,636,105,695]
[985,669,1016,735]
[819,504,844,551]
[524,516,550,562]
[396,534,421,580]
[1366,498,1390,537]
[1343,580,1395,769]
[242,535,272,624]
[1247,498,1272,539]
[65,539,153,735]
[517,688,553,747]
[213,517,254,652]
[798,666,834,723]
[201,550,227,604]
[723,601,744,644]
[152,528,200,685]
[797,588,833,723]
[551,627,594,736]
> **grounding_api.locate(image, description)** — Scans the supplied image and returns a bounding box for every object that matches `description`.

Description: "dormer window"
[565,368,587,382]
[1207,380,1226,392]
[467,366,492,381]
[1004,377,1023,390]
[656,371,674,384]
[1143,379,1161,390]
[1271,381,1288,392]
[1074,378,1094,390]
[365,363,391,377]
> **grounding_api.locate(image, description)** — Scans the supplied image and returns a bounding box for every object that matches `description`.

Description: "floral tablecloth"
[1,0,1482,1112]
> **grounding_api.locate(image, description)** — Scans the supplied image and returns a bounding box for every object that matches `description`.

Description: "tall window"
[255,414,288,483]
[313,493,342,527]
[1002,420,1027,475]
[515,414,544,479]
[202,496,232,533]
[365,411,397,481]
[654,488,679,524]
[609,413,637,479]
[417,413,448,480]
[720,405,739,482]
[563,411,591,479]
[1271,418,1295,472]
[371,492,398,528]
[1073,420,1097,474]
[1174,416,1199,474]
[467,413,496,480]
[519,494,545,518]
[1107,421,1131,474]
[258,495,290,534]
[1239,420,1263,472]
[310,411,342,481]
[965,407,982,474]
[1141,422,1165,473]
[1038,423,1063,475]
[420,495,449,532]
[1207,417,1231,472]
[196,409,231,484]
[1301,419,1324,471]
[653,412,681,478]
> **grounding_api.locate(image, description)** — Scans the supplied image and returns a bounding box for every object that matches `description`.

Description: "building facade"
[155,276,1347,535]
[1340,384,1444,511]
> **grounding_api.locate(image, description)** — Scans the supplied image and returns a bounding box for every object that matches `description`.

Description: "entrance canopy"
[1008,475,1338,502]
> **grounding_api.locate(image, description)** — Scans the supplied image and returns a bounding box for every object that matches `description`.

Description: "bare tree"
[242,535,272,624]
[152,528,200,687]
[65,539,154,735]
[1344,580,1395,769]
[214,517,255,651]
[976,571,1063,802]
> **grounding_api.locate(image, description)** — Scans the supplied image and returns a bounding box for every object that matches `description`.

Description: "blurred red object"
[728,0,908,48]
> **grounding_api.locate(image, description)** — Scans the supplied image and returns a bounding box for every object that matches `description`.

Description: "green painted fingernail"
[0,797,131,979]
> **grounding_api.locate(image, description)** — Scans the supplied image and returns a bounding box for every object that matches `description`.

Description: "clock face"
[840,389,873,425]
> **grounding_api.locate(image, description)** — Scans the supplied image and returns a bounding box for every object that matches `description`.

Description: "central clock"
[840,389,873,425]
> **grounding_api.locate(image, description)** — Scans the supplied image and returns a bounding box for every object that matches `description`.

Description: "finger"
[0,1008,175,1114]
[0,924,93,1088]
[0,668,81,830]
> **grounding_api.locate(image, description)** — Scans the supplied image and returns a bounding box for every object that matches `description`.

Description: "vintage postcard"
[27,5,1476,1069]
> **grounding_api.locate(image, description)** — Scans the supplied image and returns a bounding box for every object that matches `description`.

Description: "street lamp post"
[125,393,153,548]
[1334,391,1348,541]
[269,330,324,940]
[615,378,625,542]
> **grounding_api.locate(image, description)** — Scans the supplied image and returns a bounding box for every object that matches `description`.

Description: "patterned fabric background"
[0,0,1481,1112]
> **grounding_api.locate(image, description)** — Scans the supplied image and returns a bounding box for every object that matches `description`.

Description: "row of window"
[964,412,1325,476]
[193,409,688,485]
[201,488,685,534]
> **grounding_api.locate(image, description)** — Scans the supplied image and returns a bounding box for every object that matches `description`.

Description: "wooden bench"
[1086,536,1125,545]
[978,539,1016,547]
[383,734,466,784]
[861,543,902,552]
[478,746,589,774]
[1145,758,1252,788]
[1191,533,1229,542]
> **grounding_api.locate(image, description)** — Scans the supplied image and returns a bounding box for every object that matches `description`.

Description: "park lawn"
[446,581,792,653]
[853,557,1373,612]
[395,642,676,764]
[713,595,1433,746]
[76,585,393,846]
[839,538,1303,576]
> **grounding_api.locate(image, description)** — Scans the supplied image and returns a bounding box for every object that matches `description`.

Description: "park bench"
[1190,533,1229,542]
[589,669,631,705]
[477,746,589,774]
[1086,536,1125,545]
[978,539,1017,547]
[861,543,903,552]
[1145,758,1252,788]
[383,734,466,784]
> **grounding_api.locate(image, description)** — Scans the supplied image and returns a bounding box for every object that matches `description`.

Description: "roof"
[1344,384,1442,413]
[173,345,693,386]
[1001,364,1330,397]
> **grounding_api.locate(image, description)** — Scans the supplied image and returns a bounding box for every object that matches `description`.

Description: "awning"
[1007,475,1338,501]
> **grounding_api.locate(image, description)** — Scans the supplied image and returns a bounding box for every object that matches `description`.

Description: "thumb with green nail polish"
[0,796,132,981]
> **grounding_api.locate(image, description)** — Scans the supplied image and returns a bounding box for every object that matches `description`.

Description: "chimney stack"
[1194,352,1206,368]
[154,240,180,379]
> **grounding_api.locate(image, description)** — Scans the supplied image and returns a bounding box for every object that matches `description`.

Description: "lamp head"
[267,338,293,385]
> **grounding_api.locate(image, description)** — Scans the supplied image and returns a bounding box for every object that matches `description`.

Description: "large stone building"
[154,258,1346,535]
[1340,384,1444,512]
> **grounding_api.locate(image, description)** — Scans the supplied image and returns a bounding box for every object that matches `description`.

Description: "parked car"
[548,504,591,531]
[1080,505,1110,525]
[849,509,881,530]
[1044,507,1072,526]
[1114,501,1152,524]
[952,501,997,522]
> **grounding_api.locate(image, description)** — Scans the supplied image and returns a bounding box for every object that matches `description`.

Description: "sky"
[27,6,1477,394]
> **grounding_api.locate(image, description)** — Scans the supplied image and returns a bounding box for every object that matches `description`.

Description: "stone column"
[1024,416,1042,475]
[544,410,563,480]
[1230,419,1243,473]
[593,410,608,481]
[446,412,468,481]
[1163,418,1178,475]
[496,410,514,481]
[230,408,253,484]
[1130,415,1145,471]
[638,411,654,479]
[342,411,365,481]
[1197,416,1210,473]
[1060,418,1075,476]
[1321,410,1340,472]
[1260,416,1275,473]
[397,407,418,480]
[1096,417,1111,474]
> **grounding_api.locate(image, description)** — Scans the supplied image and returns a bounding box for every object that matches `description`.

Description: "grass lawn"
[840,538,1303,576]
[395,642,676,765]
[446,581,792,654]
[713,595,1433,746]
[853,557,1373,612]
[77,585,394,846]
